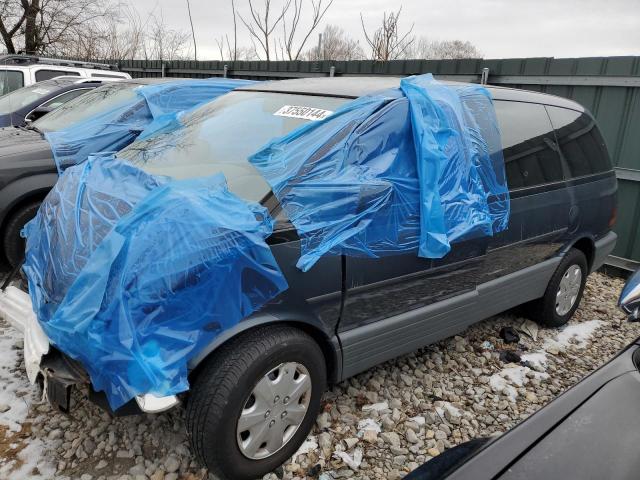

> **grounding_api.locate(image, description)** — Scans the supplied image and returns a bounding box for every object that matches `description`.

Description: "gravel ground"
[0,271,637,480]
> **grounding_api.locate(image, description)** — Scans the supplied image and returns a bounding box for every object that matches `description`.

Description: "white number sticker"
[31,88,51,95]
[273,105,333,121]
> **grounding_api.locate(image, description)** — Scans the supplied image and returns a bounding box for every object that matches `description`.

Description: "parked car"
[2,77,618,480]
[0,54,130,95]
[619,267,640,319]
[0,76,247,267]
[405,274,640,480]
[0,76,118,127]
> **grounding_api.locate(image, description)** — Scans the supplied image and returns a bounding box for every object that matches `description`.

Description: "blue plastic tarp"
[45,78,255,173]
[23,155,287,409]
[250,74,509,271]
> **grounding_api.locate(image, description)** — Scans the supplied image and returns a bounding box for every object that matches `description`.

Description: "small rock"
[164,456,180,473]
[380,432,401,447]
[362,429,378,443]
[406,429,419,444]
[344,437,359,449]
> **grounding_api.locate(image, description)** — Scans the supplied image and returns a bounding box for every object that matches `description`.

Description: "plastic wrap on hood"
[45,78,255,173]
[22,156,287,409]
[250,74,509,271]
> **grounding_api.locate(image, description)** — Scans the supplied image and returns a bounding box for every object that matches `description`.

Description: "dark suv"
[15,77,618,480]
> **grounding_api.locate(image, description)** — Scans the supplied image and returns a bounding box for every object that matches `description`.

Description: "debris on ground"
[499,326,520,344]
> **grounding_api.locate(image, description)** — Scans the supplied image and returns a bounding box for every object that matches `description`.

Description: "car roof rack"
[0,54,119,71]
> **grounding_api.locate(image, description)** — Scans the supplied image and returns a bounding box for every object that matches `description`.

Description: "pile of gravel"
[0,272,637,480]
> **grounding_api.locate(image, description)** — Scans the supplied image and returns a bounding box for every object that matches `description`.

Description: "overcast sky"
[134,0,640,60]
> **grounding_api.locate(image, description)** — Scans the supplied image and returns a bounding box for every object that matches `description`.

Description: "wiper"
[25,123,43,135]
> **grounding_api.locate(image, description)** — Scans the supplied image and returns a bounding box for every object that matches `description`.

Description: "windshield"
[0,81,68,114]
[33,82,140,132]
[118,90,348,202]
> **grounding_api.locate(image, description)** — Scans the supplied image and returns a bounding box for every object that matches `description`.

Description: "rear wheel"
[529,248,588,328]
[3,201,41,268]
[186,325,326,480]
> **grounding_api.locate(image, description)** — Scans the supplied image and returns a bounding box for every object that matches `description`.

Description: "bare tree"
[360,7,414,61]
[185,0,197,60]
[0,0,122,55]
[238,0,291,61]
[305,24,363,60]
[0,1,26,53]
[55,6,145,60]
[280,0,332,60]
[144,12,191,61]
[230,0,238,60]
[405,37,482,60]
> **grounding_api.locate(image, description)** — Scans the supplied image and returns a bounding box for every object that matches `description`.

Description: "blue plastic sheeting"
[45,78,254,173]
[23,156,287,409]
[250,74,509,271]
[401,75,510,257]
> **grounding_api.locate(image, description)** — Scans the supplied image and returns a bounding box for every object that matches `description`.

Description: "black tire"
[529,248,588,328]
[186,325,326,480]
[3,201,41,268]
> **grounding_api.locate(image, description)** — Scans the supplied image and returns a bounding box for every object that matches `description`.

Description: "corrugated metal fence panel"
[108,56,640,263]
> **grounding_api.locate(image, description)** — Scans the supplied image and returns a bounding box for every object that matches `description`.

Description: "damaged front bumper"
[0,285,180,414]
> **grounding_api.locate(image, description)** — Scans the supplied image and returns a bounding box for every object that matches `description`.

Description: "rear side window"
[0,70,24,95]
[494,100,563,190]
[35,69,80,82]
[546,106,612,178]
[40,88,89,109]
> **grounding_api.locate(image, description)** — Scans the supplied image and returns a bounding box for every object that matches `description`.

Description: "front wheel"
[529,248,588,328]
[186,325,326,480]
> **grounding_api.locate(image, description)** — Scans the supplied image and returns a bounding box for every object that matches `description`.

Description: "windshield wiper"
[25,123,43,135]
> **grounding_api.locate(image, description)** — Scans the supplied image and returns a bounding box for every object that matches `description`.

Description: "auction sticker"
[274,105,333,121]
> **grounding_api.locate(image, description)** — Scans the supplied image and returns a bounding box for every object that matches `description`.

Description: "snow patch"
[0,438,55,480]
[544,320,603,351]
[490,365,549,402]
[521,352,548,370]
[0,324,39,432]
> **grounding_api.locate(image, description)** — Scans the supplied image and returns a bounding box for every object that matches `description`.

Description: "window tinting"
[35,69,80,82]
[0,70,24,95]
[494,100,563,189]
[546,106,612,178]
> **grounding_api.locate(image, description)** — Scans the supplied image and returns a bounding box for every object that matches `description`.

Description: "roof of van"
[238,76,584,111]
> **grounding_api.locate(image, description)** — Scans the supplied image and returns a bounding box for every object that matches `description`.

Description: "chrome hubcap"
[556,264,582,316]
[236,362,312,460]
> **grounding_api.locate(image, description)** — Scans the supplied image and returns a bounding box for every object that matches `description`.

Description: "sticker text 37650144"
[273,105,333,121]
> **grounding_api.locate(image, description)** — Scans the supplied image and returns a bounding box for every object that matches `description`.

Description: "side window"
[546,106,612,178]
[35,69,80,82]
[40,89,89,109]
[494,100,563,190]
[0,70,24,95]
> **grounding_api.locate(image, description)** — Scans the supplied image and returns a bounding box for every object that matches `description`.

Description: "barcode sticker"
[273,105,333,121]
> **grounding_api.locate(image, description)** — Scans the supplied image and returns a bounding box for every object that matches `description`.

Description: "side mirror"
[25,106,53,123]
[619,269,640,321]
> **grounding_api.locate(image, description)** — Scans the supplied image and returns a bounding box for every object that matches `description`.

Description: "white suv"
[0,55,131,95]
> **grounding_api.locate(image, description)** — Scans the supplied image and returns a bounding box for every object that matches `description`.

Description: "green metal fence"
[117,57,640,267]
